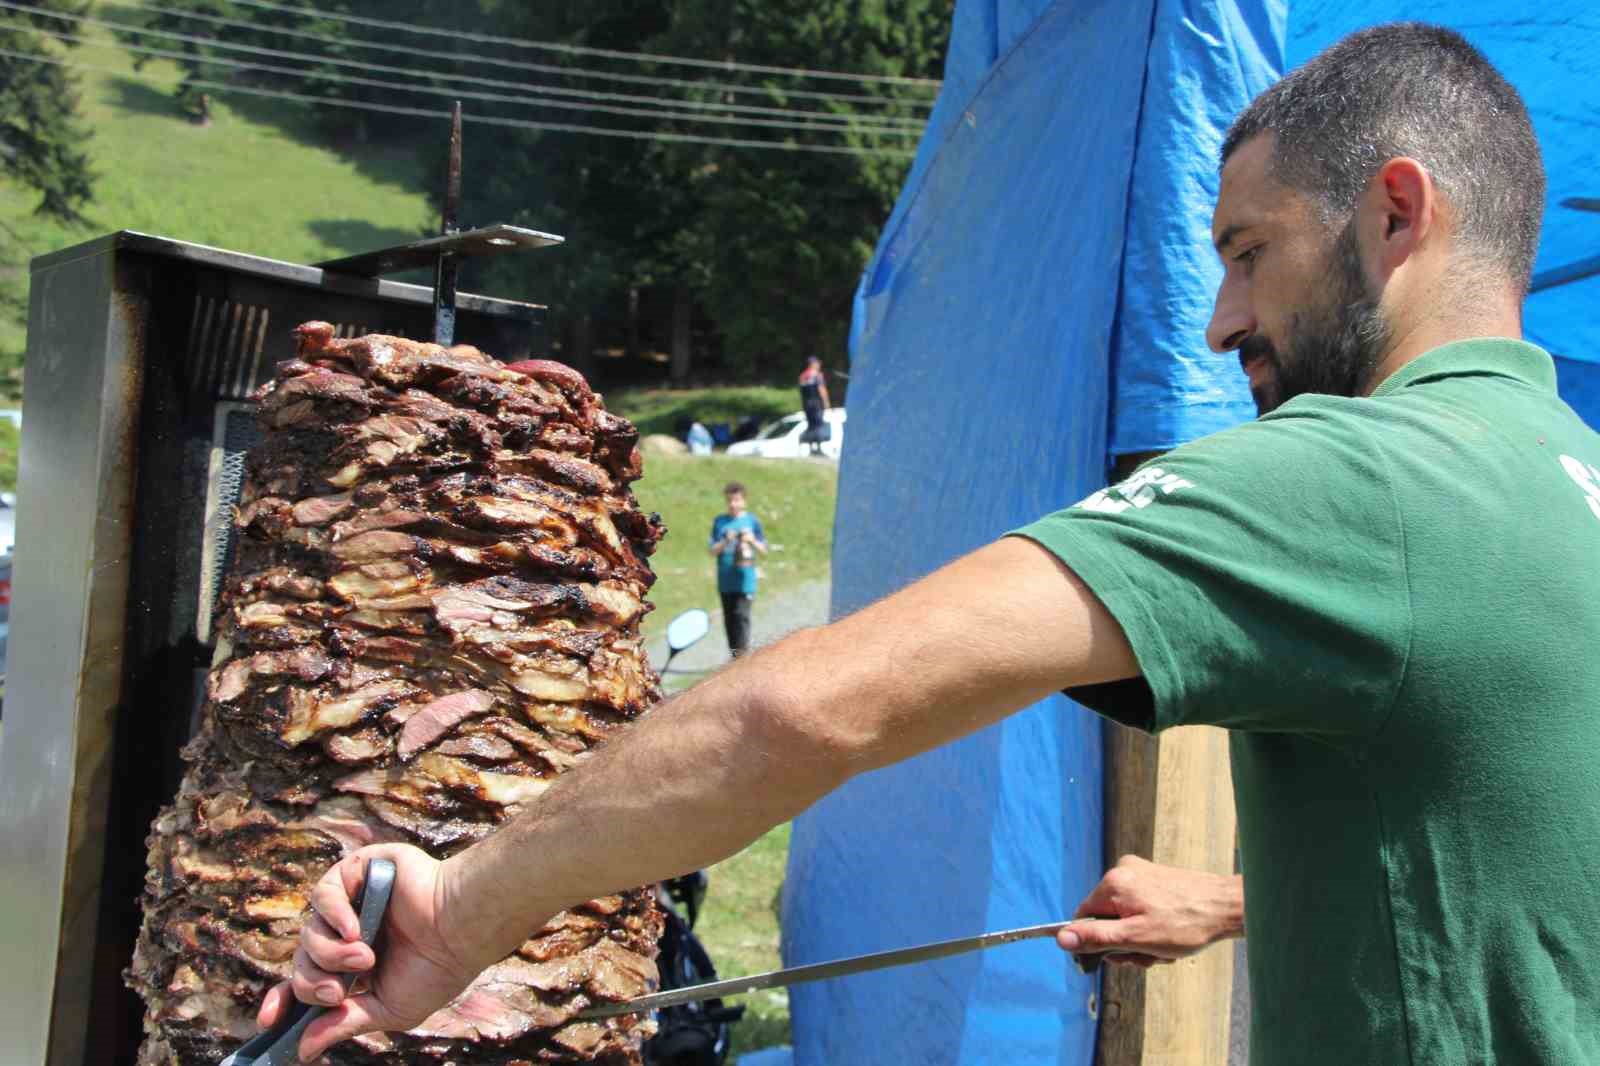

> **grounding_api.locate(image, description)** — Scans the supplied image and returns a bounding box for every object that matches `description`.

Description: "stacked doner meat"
[128,322,667,1065]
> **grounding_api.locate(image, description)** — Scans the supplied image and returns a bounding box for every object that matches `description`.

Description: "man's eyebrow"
[1213,223,1248,256]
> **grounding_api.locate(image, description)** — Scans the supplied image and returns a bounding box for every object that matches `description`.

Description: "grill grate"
[196,402,262,645]
[185,294,271,402]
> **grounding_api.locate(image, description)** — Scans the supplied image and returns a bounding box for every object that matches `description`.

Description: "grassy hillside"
[0,15,435,395]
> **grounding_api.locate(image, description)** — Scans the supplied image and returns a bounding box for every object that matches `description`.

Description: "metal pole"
[434,101,463,344]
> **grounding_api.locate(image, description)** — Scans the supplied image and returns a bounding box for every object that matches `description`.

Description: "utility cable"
[1,15,923,138]
[118,0,936,111]
[0,1,928,132]
[221,0,944,88]
[0,44,919,157]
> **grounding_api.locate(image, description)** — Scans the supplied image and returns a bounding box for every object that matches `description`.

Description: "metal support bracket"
[311,102,564,343]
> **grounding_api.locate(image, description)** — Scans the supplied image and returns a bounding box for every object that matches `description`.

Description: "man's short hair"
[1222,22,1545,296]
[724,482,746,496]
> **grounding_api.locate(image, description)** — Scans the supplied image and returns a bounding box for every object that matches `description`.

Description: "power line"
[3,2,928,133]
[21,3,924,129]
[222,0,944,89]
[119,0,935,112]
[1,14,923,138]
[0,44,918,157]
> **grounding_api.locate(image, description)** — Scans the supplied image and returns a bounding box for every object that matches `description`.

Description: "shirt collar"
[1370,337,1556,398]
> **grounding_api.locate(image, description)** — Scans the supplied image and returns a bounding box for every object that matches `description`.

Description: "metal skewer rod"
[433,100,463,344]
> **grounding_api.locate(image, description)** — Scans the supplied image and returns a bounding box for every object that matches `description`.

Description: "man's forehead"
[1212,133,1283,249]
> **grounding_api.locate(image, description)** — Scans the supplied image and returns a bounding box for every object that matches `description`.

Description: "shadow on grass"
[104,70,436,198]
[221,92,437,195]
[105,75,189,121]
[306,217,429,257]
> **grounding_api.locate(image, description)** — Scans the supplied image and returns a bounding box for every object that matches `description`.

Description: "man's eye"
[1234,246,1260,266]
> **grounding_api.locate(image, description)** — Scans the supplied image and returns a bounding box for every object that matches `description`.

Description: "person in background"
[685,419,713,456]
[798,355,831,455]
[707,481,767,657]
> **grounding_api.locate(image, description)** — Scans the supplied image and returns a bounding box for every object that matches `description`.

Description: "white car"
[726,408,846,460]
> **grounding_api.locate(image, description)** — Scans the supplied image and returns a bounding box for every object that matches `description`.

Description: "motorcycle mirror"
[666,608,711,655]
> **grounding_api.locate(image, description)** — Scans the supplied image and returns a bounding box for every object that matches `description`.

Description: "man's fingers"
[303,912,375,974]
[1072,881,1122,921]
[257,981,292,1028]
[310,863,363,942]
[291,945,350,1008]
[298,993,399,1061]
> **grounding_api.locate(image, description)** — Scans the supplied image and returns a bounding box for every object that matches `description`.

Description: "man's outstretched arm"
[263,536,1140,1056]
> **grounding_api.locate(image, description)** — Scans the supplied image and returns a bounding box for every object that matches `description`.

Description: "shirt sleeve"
[751,517,767,544]
[1012,400,1412,738]
[709,517,724,548]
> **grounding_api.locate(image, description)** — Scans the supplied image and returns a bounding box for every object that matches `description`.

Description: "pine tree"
[0,0,93,222]
[470,0,952,381]
[637,0,951,377]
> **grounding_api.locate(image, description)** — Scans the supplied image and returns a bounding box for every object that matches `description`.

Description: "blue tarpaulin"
[783,3,1281,1064]
[783,2,1599,1064]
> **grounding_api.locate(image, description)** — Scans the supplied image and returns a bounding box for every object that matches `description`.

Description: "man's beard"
[1240,219,1393,415]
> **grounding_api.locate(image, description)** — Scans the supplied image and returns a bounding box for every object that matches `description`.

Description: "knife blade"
[578,919,1098,1020]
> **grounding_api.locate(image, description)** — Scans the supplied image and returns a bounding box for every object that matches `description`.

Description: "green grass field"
[0,418,18,492]
[0,14,435,392]
[699,823,795,1053]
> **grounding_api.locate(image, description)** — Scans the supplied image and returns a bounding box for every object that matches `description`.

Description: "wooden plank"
[1095,723,1237,1066]
[1095,723,1158,1066]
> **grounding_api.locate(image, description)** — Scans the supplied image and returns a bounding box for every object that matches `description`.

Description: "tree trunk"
[670,286,692,383]
[565,313,594,381]
[625,287,641,362]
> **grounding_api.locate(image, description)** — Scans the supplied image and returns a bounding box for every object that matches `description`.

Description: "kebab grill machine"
[0,109,739,1066]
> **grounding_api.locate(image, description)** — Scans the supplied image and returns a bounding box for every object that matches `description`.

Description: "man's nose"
[1206,281,1255,354]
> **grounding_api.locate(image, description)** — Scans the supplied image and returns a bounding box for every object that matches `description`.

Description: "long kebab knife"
[229,867,1097,1047]
[578,919,1102,1020]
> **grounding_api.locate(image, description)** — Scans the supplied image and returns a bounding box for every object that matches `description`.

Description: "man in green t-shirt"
[263,22,1597,1066]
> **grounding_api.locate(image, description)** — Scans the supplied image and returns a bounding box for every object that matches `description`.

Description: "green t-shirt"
[1016,339,1600,1065]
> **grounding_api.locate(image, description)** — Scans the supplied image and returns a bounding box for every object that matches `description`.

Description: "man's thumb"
[1057,917,1136,954]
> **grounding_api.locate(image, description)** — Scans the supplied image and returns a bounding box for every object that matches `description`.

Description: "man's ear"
[1364,156,1436,276]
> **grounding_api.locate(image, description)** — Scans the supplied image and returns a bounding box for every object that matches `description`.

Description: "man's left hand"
[1057,855,1244,968]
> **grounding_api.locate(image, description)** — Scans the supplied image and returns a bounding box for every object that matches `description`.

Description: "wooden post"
[566,312,594,381]
[670,286,692,383]
[1095,723,1237,1065]
[625,287,641,362]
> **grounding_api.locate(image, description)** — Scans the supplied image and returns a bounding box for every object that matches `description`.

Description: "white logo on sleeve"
[1075,466,1194,514]
[1559,454,1600,521]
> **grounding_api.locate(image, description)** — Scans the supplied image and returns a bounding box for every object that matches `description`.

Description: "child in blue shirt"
[708,481,768,657]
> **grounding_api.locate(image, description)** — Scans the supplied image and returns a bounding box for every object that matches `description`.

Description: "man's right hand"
[1057,855,1244,968]
[256,843,489,1061]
